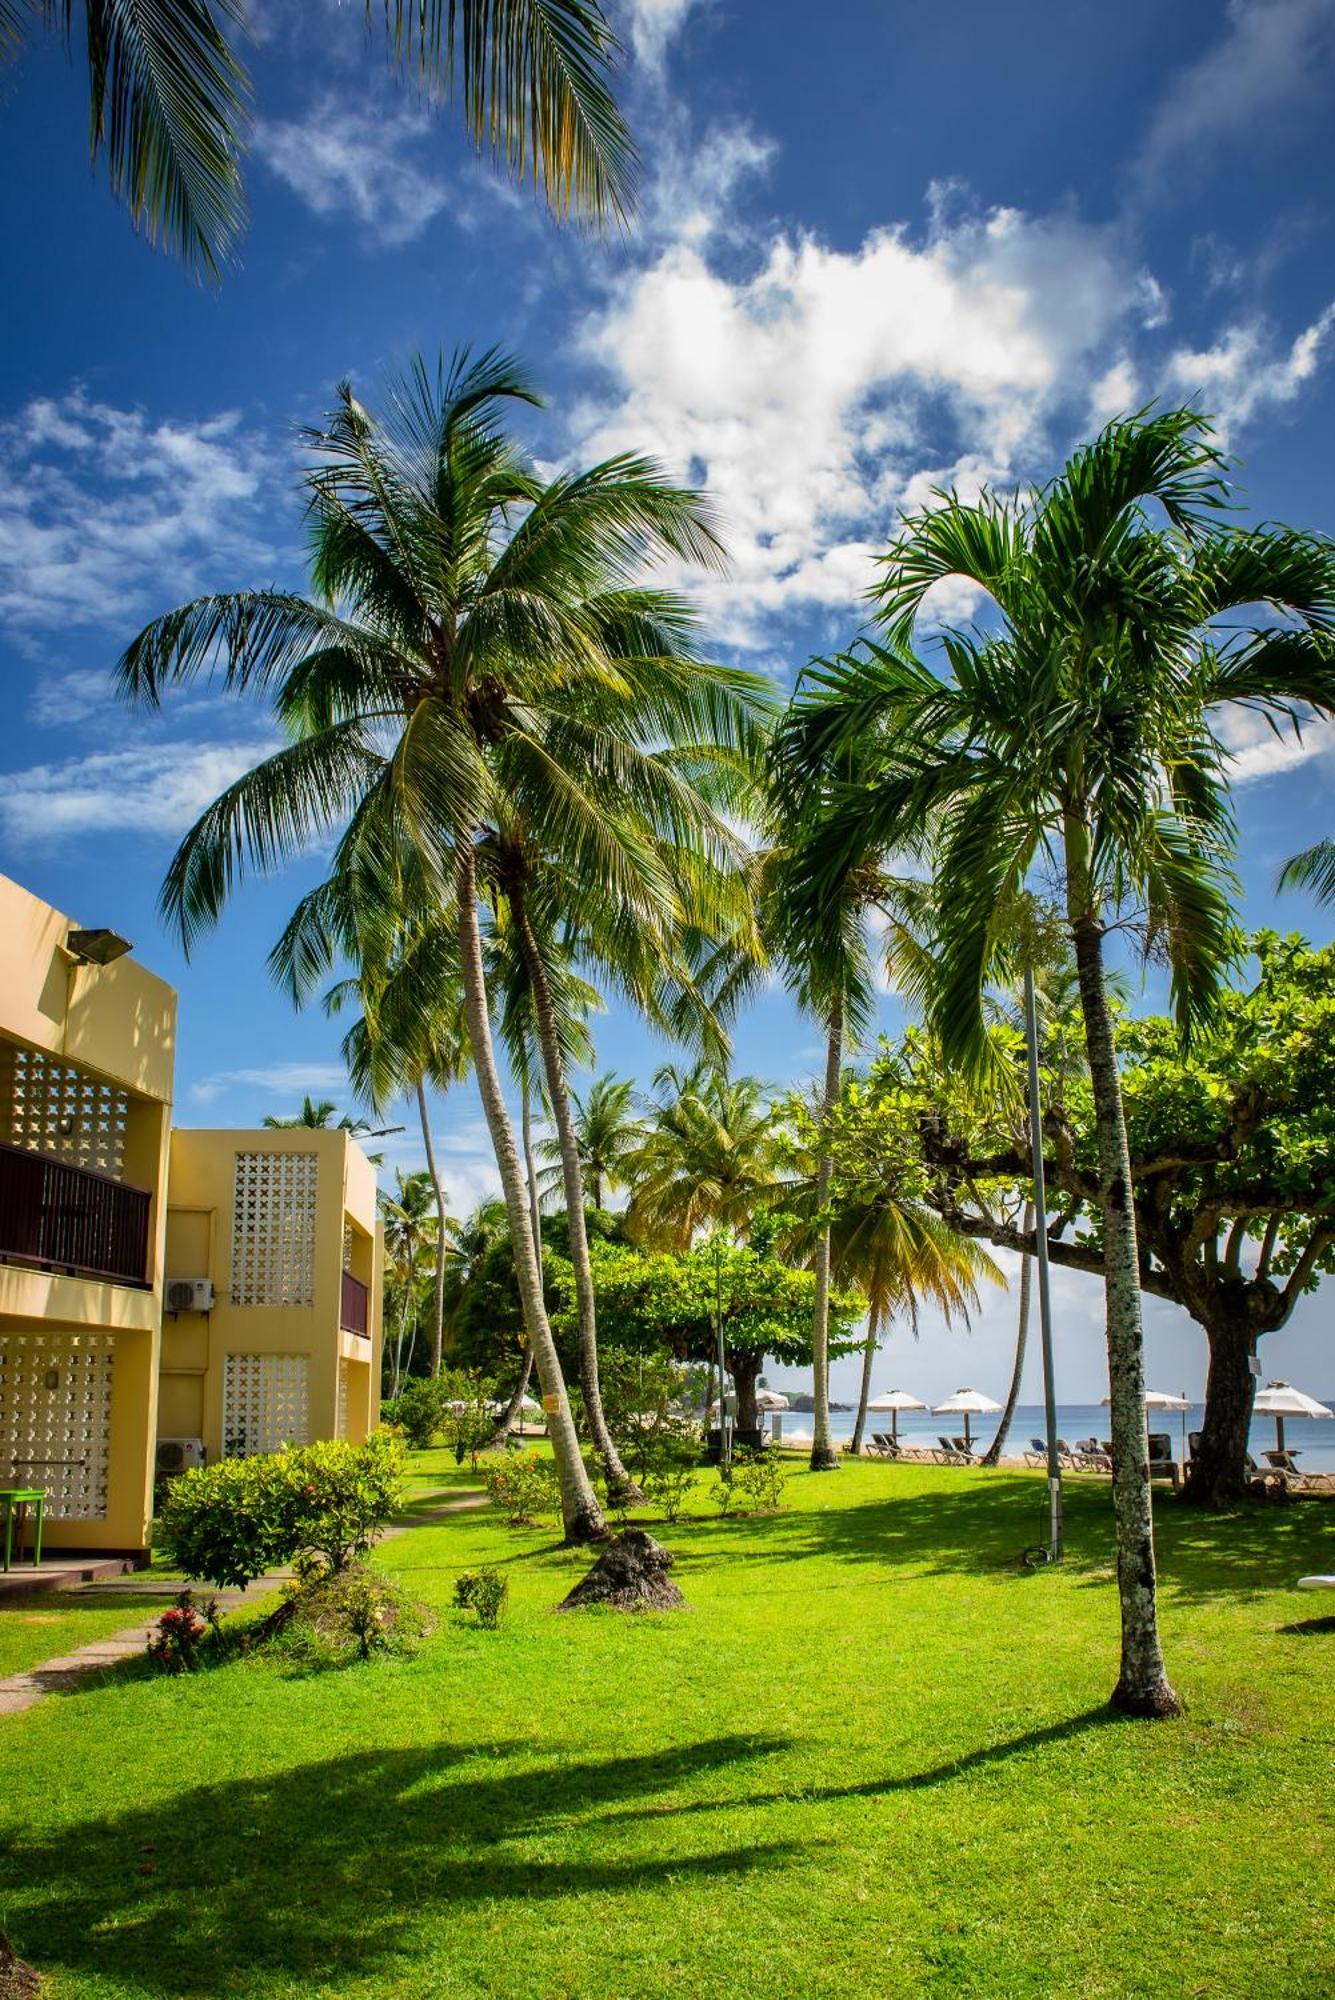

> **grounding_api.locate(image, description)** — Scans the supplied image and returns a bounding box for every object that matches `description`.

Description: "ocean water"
[768,1401,1335,1474]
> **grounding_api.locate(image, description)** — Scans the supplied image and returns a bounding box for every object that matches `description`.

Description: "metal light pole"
[1024,964,1063,1560]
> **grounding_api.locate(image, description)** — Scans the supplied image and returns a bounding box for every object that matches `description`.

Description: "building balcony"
[0,1140,152,1289]
[340,1269,369,1337]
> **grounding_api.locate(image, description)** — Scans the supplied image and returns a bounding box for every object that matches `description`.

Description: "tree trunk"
[416,1077,450,1378]
[509,879,639,1504]
[982,1205,1033,1467]
[731,1350,762,1432]
[848,1304,880,1457]
[391,1260,414,1399]
[1183,1312,1257,1506]
[489,1091,542,1449]
[1070,901,1179,1717]
[810,1000,844,1473]
[454,842,607,1544]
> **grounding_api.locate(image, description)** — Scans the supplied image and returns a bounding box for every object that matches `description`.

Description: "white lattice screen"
[230,1152,318,1306]
[0,1332,115,1518]
[0,1043,128,1177]
[336,1358,349,1439]
[222,1353,309,1457]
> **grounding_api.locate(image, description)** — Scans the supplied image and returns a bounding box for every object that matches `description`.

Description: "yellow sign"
[542,1394,561,1416]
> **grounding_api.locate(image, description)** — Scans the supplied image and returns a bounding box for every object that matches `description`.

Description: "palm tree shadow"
[5,1734,801,1995]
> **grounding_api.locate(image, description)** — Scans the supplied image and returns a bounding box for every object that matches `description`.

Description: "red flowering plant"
[147,1589,221,1673]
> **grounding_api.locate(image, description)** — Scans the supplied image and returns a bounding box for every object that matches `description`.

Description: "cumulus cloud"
[1134,0,1335,191]
[255,99,451,245]
[189,1062,354,1107]
[1166,303,1335,440]
[0,390,272,636]
[571,190,1159,643]
[625,0,709,71]
[1211,704,1335,783]
[0,739,278,845]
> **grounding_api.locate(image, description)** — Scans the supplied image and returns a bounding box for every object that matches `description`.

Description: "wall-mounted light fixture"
[67,927,133,966]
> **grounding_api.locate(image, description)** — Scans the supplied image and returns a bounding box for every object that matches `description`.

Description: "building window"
[0,1044,128,1178]
[230,1152,318,1307]
[0,1331,114,1518]
[222,1353,310,1457]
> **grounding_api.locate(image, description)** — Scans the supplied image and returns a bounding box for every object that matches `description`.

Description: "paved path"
[0,1488,487,1719]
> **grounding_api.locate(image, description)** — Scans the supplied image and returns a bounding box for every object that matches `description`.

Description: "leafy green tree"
[883,933,1335,1506]
[790,409,1335,1715]
[6,0,636,278]
[119,350,767,1545]
[378,1169,440,1395]
[578,1232,862,1430]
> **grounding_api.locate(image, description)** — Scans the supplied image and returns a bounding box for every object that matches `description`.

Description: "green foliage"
[437,1369,502,1466]
[483,1453,561,1526]
[159,1434,406,1590]
[274,1561,434,1667]
[597,1347,702,1489]
[146,1590,222,1675]
[453,1567,509,1629]
[732,1448,788,1514]
[381,1376,448,1449]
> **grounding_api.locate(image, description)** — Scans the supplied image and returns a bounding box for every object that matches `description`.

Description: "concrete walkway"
[0,1487,487,1719]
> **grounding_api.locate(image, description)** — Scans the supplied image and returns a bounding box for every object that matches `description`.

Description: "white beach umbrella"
[755,1389,790,1410]
[1252,1381,1333,1457]
[867,1388,928,1442]
[932,1387,1002,1449]
[1098,1389,1191,1410]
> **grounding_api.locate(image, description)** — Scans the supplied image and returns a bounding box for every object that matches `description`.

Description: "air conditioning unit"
[167,1279,214,1313]
[156,1437,206,1475]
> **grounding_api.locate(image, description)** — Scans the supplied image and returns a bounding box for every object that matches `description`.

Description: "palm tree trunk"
[416,1077,449,1378]
[1070,902,1179,1717]
[810,998,844,1473]
[848,1303,880,1457]
[392,1262,414,1398]
[982,1205,1033,1467]
[509,879,639,1503]
[455,841,607,1544]
[491,1089,542,1448]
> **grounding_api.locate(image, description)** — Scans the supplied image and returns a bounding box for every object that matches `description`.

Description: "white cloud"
[1166,303,1335,440]
[1212,703,1335,783]
[0,390,272,636]
[1134,0,1335,190]
[28,669,114,727]
[1086,357,1142,427]
[255,99,451,245]
[625,0,708,72]
[572,192,1157,642]
[189,1062,353,1107]
[0,738,277,845]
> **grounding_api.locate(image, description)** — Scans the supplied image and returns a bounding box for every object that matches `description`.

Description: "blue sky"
[2,0,1334,1403]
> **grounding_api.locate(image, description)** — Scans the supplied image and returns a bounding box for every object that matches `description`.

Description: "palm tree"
[539,1072,643,1211]
[788,408,1335,1717]
[379,1169,440,1394]
[262,1095,348,1128]
[624,1066,781,1251]
[1278,839,1335,905]
[117,348,769,1545]
[6,0,635,278]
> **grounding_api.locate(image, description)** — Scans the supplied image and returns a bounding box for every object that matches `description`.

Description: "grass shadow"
[3,1735,801,1995]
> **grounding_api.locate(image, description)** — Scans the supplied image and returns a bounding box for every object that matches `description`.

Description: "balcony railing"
[0,1140,152,1288]
[340,1269,369,1337]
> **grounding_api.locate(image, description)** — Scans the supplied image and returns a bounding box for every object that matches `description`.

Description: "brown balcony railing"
[0,1140,152,1287]
[340,1269,369,1337]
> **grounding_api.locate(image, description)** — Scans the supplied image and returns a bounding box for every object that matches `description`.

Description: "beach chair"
[951,1434,979,1462]
[868,1432,901,1460]
[1070,1436,1111,1472]
[1147,1433,1180,1490]
[935,1434,973,1465]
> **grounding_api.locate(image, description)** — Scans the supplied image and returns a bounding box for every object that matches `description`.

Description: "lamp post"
[1024,964,1063,1561]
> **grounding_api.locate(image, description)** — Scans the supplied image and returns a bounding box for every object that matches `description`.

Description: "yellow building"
[0,872,384,1566]
[160,1128,382,1466]
[0,873,175,1559]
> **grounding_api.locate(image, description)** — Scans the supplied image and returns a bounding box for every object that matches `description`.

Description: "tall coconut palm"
[262,1095,355,1129]
[1278,838,1335,904]
[117,348,770,1545]
[6,0,635,278]
[624,1066,781,1251]
[538,1071,643,1210]
[788,408,1335,1716]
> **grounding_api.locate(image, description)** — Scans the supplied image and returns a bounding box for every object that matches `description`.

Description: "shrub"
[158,1432,406,1590]
[437,1368,500,1467]
[454,1566,508,1628]
[483,1452,560,1526]
[645,1461,698,1524]
[733,1447,788,1514]
[382,1376,448,1448]
[711,1461,737,1517]
[271,1561,434,1666]
[147,1589,221,1673]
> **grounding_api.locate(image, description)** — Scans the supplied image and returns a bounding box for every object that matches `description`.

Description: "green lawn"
[0,1593,176,1680]
[1,1456,1332,1998]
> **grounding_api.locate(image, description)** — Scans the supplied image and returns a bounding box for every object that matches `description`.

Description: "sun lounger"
[867,1432,902,1460]
[935,1434,973,1465]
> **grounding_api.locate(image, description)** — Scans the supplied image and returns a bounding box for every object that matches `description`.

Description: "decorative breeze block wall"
[230,1151,319,1307]
[0,1331,115,1517]
[336,1357,349,1440]
[0,1044,129,1177]
[222,1353,310,1457]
